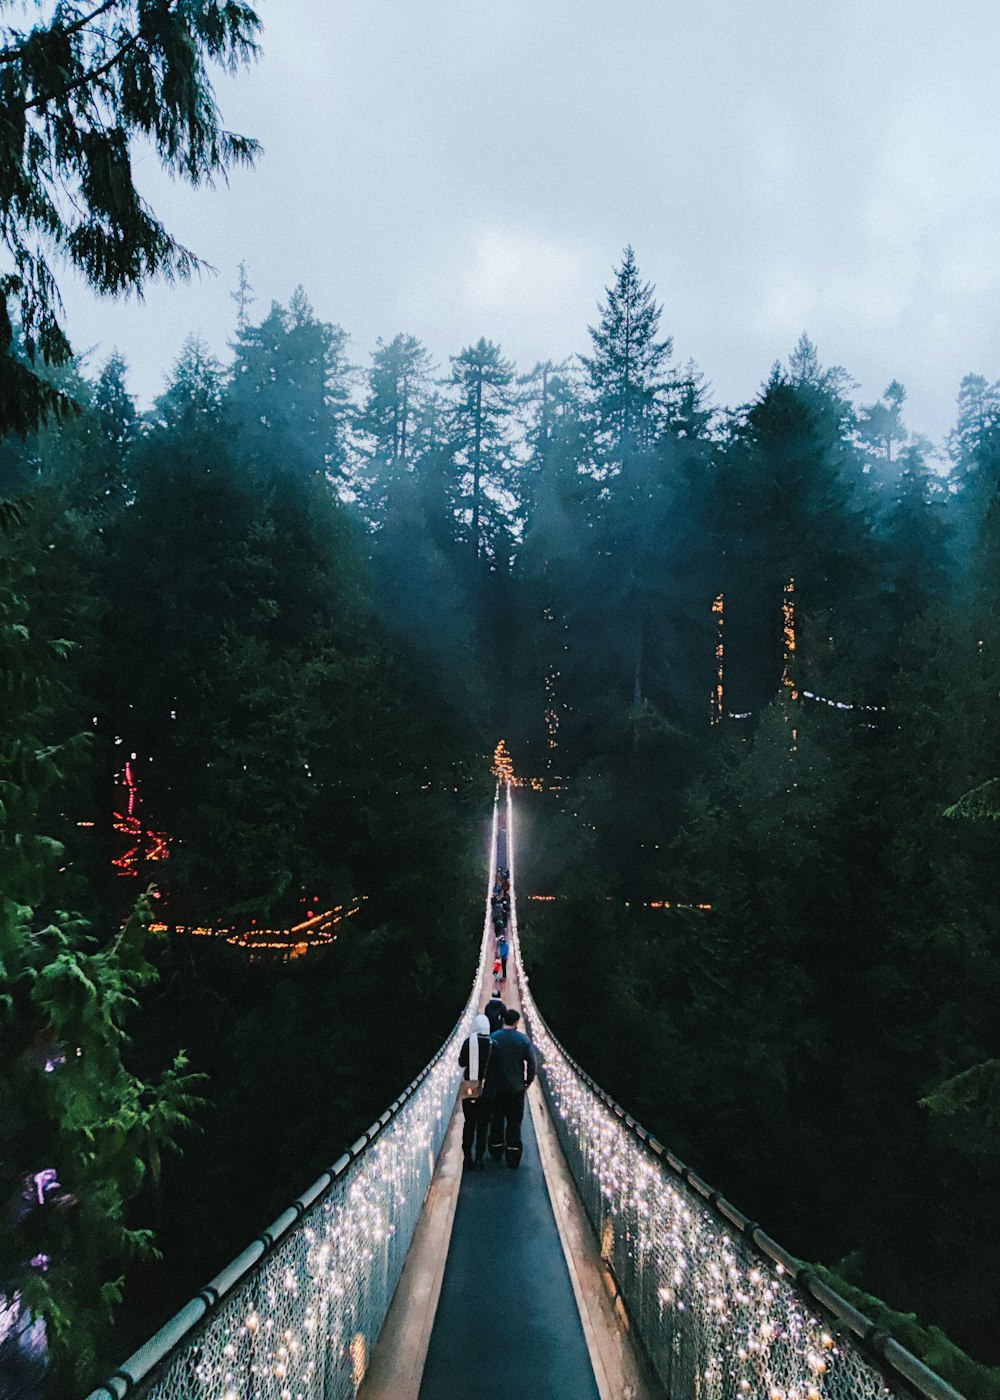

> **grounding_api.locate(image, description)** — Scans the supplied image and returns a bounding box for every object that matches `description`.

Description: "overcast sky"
[61,0,1000,445]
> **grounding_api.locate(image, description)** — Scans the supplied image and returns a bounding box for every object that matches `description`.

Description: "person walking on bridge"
[484,991,506,1033]
[458,1014,493,1170]
[485,1008,536,1169]
[497,935,509,980]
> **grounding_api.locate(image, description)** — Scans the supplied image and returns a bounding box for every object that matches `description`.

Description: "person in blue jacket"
[485,1008,537,1169]
[497,935,509,979]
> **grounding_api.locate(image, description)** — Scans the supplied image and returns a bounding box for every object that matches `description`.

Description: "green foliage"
[813,1266,1000,1400]
[356,332,437,521]
[945,778,1000,821]
[449,336,517,560]
[580,243,674,474]
[921,1059,1000,1148]
[6,236,1000,1387]
[0,0,261,432]
[230,288,352,479]
[0,535,202,1387]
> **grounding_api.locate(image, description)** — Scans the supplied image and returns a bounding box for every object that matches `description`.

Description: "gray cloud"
[60,0,1000,442]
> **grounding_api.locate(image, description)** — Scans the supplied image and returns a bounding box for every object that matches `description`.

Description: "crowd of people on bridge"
[457,860,537,1171]
[490,868,510,992]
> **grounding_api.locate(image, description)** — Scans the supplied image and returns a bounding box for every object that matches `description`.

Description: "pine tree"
[880,443,951,632]
[946,373,1000,560]
[356,333,436,524]
[449,337,516,560]
[154,334,226,434]
[229,291,352,480]
[91,351,137,506]
[0,0,261,433]
[580,245,673,476]
[710,345,872,710]
[231,260,256,335]
[515,359,580,536]
[858,380,909,494]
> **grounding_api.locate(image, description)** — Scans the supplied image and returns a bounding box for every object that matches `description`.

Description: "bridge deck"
[358,811,660,1400]
[418,1079,600,1400]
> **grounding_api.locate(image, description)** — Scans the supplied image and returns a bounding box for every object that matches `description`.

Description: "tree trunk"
[472,374,483,559]
[632,625,643,754]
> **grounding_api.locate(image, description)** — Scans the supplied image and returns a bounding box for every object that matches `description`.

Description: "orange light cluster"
[150,897,367,960]
[492,739,515,784]
[645,901,713,911]
[781,577,798,701]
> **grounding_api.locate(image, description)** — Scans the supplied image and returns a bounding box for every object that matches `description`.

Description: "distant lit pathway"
[417,824,600,1400]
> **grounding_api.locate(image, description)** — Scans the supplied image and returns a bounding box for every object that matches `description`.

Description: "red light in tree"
[112,760,171,877]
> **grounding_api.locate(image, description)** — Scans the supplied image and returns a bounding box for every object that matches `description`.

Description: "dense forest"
[4,237,1000,1398]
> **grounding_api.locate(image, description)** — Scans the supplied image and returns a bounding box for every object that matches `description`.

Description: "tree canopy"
[0,0,261,434]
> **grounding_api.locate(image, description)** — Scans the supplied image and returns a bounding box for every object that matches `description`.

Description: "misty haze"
[2,5,999,1400]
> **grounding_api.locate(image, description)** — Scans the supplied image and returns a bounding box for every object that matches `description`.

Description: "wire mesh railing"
[84,803,498,1400]
[504,784,962,1400]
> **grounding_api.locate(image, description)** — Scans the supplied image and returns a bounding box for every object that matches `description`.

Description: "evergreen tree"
[0,0,261,433]
[154,334,226,434]
[879,443,951,633]
[229,290,352,480]
[231,260,256,335]
[356,333,436,524]
[710,345,873,711]
[857,380,910,510]
[0,520,200,1391]
[448,337,516,560]
[580,245,673,476]
[515,359,580,536]
[90,352,137,508]
[946,373,1000,560]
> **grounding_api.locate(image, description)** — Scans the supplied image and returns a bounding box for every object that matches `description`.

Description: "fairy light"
[781,577,798,702]
[100,816,499,1400]
[711,593,725,724]
[544,667,561,757]
[91,792,927,1400]
[148,898,369,961]
[492,739,515,785]
[111,759,142,877]
[112,759,171,876]
[507,789,900,1400]
[527,894,712,911]
[799,690,886,714]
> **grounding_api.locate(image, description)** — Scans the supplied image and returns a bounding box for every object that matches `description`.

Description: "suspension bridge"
[85,788,961,1400]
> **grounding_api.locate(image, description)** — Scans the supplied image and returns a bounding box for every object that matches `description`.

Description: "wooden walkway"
[358,813,662,1400]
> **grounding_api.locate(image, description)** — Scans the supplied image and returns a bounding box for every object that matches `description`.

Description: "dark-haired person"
[484,991,506,1033]
[485,1008,536,1169]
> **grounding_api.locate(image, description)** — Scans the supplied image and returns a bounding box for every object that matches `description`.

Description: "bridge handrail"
[85,800,499,1400]
[504,794,962,1400]
[519,996,962,1400]
[86,1040,456,1400]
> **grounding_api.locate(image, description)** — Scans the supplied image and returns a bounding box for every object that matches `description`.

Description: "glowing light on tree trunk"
[711,593,725,723]
[781,578,798,701]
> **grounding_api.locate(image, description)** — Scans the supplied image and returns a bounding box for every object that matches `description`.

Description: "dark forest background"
[5,247,1000,1395]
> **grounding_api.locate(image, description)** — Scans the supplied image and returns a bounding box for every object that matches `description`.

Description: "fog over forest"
[4,5,1000,1400]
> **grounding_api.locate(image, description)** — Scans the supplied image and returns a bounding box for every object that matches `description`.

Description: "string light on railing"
[93,801,499,1400]
[508,799,895,1400]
